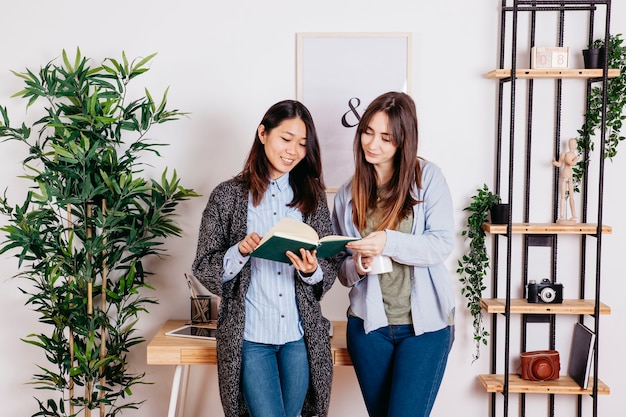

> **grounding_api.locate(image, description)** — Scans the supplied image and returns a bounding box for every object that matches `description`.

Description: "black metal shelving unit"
[479,1,614,416]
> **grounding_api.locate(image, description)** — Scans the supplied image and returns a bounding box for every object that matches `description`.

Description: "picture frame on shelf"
[296,32,411,191]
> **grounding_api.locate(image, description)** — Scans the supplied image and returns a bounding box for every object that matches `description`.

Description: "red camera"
[519,350,560,381]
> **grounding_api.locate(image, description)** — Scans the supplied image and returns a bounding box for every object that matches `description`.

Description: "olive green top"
[362,208,414,324]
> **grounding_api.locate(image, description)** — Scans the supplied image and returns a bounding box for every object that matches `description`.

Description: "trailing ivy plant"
[457,184,501,362]
[573,33,626,188]
[0,49,198,417]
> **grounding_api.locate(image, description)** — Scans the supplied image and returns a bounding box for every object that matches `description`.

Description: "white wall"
[0,1,624,416]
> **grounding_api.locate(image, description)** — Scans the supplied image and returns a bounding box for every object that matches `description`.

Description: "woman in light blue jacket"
[332,91,455,417]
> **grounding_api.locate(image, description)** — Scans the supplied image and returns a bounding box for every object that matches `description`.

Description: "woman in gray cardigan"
[192,100,337,417]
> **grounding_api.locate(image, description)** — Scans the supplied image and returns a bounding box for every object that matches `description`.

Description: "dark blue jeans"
[347,316,452,417]
[241,337,309,417]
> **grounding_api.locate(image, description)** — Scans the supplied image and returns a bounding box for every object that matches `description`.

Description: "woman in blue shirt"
[332,91,455,417]
[192,100,337,417]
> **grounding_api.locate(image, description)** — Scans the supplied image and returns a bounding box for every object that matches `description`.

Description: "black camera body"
[527,279,563,304]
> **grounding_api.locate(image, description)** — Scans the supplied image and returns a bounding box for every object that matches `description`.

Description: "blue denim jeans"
[241,337,309,417]
[347,316,452,417]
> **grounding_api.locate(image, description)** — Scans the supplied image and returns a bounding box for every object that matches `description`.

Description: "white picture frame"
[296,32,412,191]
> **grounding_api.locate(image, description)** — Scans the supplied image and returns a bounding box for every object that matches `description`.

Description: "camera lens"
[539,287,556,302]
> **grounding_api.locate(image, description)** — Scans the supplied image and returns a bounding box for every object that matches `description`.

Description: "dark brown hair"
[237,100,325,215]
[351,92,422,231]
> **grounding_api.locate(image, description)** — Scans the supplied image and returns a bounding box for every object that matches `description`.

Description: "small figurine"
[552,138,579,224]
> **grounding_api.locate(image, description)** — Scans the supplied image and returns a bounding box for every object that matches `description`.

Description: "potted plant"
[582,39,604,69]
[0,49,198,417]
[574,33,626,188]
[457,184,502,362]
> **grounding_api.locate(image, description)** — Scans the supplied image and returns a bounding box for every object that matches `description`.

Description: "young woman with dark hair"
[332,91,455,417]
[192,99,336,417]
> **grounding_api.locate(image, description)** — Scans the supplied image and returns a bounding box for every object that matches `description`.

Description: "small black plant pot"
[582,47,605,69]
[490,203,510,224]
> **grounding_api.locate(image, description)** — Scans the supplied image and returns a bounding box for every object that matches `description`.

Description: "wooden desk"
[147,320,351,417]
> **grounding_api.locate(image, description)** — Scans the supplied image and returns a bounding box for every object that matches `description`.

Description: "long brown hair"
[236,100,325,215]
[351,92,422,231]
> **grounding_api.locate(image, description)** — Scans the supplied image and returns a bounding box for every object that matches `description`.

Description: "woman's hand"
[346,230,387,257]
[238,232,262,256]
[287,248,319,275]
[346,231,387,274]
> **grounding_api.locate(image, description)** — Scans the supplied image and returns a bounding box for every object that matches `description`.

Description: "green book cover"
[250,218,358,264]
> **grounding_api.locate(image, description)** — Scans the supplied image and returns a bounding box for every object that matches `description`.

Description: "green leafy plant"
[0,48,199,417]
[574,33,626,188]
[457,184,501,362]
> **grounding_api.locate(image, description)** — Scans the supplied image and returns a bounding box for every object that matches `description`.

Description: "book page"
[320,235,358,242]
[258,218,319,246]
[273,231,319,246]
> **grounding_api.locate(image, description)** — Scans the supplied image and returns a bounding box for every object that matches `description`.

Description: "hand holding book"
[250,218,359,264]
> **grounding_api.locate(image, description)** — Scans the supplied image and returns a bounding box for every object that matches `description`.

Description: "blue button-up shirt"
[222,173,323,344]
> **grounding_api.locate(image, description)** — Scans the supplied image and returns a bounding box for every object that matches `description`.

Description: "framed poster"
[296,32,412,191]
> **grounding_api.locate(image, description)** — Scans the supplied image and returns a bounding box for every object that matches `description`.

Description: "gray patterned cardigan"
[192,178,337,417]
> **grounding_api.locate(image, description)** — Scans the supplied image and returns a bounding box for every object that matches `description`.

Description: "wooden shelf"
[483,222,612,235]
[478,374,610,395]
[487,68,620,79]
[480,298,611,315]
[483,4,613,413]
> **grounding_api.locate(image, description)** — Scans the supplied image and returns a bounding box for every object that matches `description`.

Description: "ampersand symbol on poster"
[341,97,362,128]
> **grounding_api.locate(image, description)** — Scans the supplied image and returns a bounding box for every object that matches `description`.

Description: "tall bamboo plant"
[0,49,198,417]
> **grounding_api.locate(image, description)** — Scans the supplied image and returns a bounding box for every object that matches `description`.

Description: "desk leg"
[168,364,189,417]
[178,364,191,416]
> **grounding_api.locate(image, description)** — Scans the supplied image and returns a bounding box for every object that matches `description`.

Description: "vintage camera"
[519,350,560,381]
[526,278,563,304]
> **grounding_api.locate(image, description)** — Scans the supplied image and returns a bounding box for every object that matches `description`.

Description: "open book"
[250,217,358,264]
[567,322,596,389]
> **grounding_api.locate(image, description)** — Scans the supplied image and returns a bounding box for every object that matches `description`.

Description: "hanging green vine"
[574,33,626,188]
[457,184,501,362]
